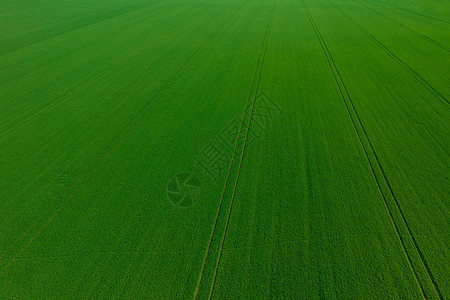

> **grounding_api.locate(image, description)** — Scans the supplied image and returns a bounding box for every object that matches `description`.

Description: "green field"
[0,0,449,298]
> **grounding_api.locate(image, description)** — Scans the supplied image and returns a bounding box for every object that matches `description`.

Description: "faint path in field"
[332,2,449,107]
[0,28,173,137]
[7,231,448,261]
[86,208,172,299]
[193,1,278,299]
[303,0,444,298]
[354,0,449,52]
[0,3,207,138]
[0,2,192,88]
[0,1,157,57]
[0,0,250,279]
[366,0,450,25]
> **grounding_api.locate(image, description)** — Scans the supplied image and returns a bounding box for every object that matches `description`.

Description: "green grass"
[0,0,448,298]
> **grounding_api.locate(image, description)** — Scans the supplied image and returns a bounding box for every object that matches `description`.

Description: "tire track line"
[355,0,449,52]
[303,1,442,298]
[366,0,450,25]
[302,0,428,296]
[193,16,264,300]
[192,16,265,300]
[332,2,449,106]
[0,2,248,275]
[193,1,277,298]
[207,1,277,298]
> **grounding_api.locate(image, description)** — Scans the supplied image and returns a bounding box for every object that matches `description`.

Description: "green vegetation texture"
[0,0,448,298]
